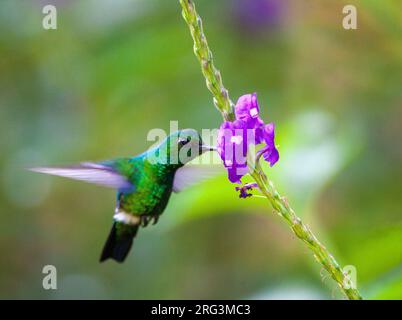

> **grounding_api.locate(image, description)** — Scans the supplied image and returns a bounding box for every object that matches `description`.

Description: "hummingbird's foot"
[140,215,160,227]
[140,215,152,227]
[152,215,159,225]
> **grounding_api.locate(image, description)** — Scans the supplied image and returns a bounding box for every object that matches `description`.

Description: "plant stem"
[179,0,235,121]
[251,162,362,300]
[178,0,362,300]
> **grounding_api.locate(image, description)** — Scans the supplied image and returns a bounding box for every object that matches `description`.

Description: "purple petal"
[263,122,275,140]
[245,182,259,190]
[262,123,276,146]
[254,124,265,145]
[235,93,259,121]
[227,165,248,184]
[261,123,279,166]
[236,182,259,198]
[263,146,279,166]
[217,120,249,168]
[217,93,280,184]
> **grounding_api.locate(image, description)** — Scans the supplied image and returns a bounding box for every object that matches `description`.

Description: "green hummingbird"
[30,129,218,263]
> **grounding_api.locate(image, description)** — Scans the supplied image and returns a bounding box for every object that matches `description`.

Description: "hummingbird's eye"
[178,137,191,147]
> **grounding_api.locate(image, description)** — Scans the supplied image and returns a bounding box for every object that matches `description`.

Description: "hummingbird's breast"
[118,163,175,217]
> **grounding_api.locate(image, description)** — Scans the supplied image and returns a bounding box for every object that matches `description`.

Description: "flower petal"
[235,93,259,120]
[261,123,279,166]
[217,93,280,184]
[227,165,248,184]
[263,146,279,167]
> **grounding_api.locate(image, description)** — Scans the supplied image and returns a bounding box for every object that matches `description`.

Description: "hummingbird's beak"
[201,145,217,153]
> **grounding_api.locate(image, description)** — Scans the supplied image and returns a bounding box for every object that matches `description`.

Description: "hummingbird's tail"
[100,222,138,263]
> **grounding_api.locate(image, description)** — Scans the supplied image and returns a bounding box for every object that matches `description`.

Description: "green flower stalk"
[178,0,362,300]
[179,0,235,122]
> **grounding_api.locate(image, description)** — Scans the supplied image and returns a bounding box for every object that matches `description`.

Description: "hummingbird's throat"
[113,209,140,226]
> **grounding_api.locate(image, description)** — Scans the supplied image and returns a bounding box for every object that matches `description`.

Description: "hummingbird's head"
[146,129,215,167]
[157,129,215,166]
[174,129,215,165]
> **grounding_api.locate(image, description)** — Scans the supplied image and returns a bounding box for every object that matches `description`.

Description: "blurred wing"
[29,162,133,190]
[173,165,224,193]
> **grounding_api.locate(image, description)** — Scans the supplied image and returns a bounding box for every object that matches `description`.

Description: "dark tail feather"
[100,222,138,263]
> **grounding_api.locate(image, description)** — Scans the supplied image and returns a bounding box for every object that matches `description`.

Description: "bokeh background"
[0,0,401,299]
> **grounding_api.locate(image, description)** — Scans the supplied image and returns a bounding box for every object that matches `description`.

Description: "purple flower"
[217,93,279,183]
[235,93,265,142]
[260,122,279,166]
[217,120,249,183]
[235,183,259,198]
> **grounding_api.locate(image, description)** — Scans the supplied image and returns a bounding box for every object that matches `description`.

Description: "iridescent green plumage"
[99,129,212,262]
[112,156,175,218]
[31,129,214,263]
[98,157,174,262]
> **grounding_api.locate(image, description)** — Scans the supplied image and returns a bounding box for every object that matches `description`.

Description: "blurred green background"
[0,0,401,299]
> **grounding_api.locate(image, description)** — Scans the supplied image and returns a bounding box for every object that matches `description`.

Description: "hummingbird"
[30,129,218,263]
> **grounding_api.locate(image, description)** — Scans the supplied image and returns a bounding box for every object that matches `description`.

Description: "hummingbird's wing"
[29,162,133,190]
[173,164,224,193]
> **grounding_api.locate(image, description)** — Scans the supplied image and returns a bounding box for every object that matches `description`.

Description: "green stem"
[251,163,362,300]
[178,0,362,300]
[179,0,235,121]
